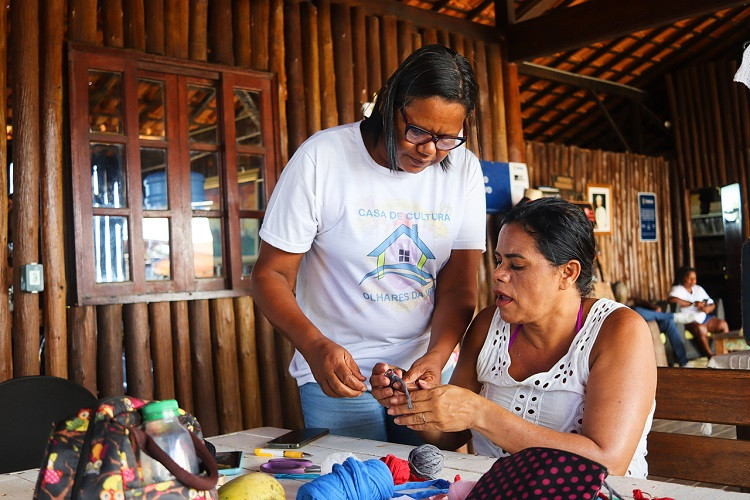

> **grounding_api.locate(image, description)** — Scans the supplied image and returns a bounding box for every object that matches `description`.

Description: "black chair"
[0,376,98,473]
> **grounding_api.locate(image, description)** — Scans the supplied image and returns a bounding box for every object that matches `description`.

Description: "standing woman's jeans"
[633,307,689,366]
[299,383,423,445]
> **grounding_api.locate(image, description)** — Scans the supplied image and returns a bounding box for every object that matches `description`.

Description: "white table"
[2,427,748,499]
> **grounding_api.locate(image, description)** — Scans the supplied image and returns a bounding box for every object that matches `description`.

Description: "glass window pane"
[237,154,265,210]
[190,151,221,210]
[240,218,259,277]
[144,218,170,281]
[187,85,218,144]
[89,70,123,134]
[91,143,127,208]
[234,89,262,146]
[93,215,130,283]
[192,217,222,278]
[138,79,166,139]
[141,148,168,210]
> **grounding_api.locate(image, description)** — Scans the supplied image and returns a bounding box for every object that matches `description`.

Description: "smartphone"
[266,428,329,449]
[214,451,243,475]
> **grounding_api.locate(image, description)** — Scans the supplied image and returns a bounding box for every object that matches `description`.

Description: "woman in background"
[668,266,729,358]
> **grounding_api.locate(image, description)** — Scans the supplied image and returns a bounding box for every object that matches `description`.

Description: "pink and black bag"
[33,396,218,500]
[466,447,623,500]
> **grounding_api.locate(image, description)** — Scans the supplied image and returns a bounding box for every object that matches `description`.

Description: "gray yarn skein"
[408,444,444,480]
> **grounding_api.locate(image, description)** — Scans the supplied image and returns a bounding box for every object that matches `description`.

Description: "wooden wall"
[525,142,675,302]
[0,0,522,436]
[666,60,750,243]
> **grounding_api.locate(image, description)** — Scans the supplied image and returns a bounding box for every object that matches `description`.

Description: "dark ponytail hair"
[361,44,478,172]
[500,198,597,297]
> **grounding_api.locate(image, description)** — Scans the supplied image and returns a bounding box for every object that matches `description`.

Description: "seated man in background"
[613,282,691,367]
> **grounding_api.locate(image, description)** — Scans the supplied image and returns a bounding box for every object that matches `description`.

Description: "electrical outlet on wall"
[20,263,44,293]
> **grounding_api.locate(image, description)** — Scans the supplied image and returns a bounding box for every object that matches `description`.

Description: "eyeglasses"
[399,108,466,151]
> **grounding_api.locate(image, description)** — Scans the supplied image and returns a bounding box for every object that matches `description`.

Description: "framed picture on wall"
[587,184,612,234]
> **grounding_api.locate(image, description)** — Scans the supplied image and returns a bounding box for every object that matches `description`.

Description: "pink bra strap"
[508,299,584,350]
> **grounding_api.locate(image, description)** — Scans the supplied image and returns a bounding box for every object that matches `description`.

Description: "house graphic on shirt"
[359,224,435,286]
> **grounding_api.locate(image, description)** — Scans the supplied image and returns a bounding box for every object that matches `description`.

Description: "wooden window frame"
[68,43,280,305]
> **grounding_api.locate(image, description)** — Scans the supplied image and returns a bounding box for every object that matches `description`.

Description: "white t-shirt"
[259,122,487,386]
[668,284,713,324]
[471,299,654,478]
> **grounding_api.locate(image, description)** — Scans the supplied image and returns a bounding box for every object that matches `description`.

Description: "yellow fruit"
[217,472,285,500]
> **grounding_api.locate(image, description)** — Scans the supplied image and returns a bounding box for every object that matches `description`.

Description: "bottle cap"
[142,399,180,422]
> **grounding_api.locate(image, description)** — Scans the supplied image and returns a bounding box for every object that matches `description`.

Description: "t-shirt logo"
[360,224,435,287]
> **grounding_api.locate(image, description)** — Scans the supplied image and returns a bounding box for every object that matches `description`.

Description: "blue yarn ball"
[296,457,394,500]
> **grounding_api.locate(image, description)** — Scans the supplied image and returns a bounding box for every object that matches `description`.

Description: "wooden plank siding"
[0,0,692,436]
[525,142,675,302]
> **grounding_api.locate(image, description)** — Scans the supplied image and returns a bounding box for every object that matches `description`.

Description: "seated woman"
[371,197,657,477]
[667,266,729,358]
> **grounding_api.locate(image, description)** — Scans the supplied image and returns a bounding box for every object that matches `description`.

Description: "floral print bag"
[33,396,218,499]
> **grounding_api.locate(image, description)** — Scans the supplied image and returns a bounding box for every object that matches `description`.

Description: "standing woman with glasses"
[251,45,486,443]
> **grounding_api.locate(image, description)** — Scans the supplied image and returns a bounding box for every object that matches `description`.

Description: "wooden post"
[501,56,523,163]
[68,306,97,395]
[66,0,98,390]
[123,303,153,399]
[318,0,338,129]
[275,334,304,430]
[209,0,233,65]
[166,0,189,59]
[301,2,322,136]
[234,296,262,428]
[396,20,413,65]
[103,0,125,48]
[124,0,146,51]
[351,7,367,120]
[331,3,354,124]
[421,27,437,46]
[40,0,68,379]
[11,0,41,377]
[284,0,307,151]
[189,0,208,61]
[233,0,250,68]
[170,300,194,413]
[487,44,509,162]
[380,15,398,80]
[69,0,98,44]
[188,299,219,436]
[250,0,270,71]
[254,303,282,427]
[209,298,243,433]
[0,0,9,383]
[365,15,381,99]
[149,302,175,400]
[97,304,124,397]
[270,0,288,164]
[145,0,166,54]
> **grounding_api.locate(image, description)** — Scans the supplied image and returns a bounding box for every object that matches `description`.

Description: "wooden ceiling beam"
[334,0,498,44]
[503,0,750,61]
[466,0,493,21]
[516,0,558,22]
[519,62,647,101]
[430,0,451,13]
[494,0,515,27]
[524,16,709,139]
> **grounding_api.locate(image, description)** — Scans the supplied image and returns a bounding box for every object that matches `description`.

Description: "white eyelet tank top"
[470,298,654,478]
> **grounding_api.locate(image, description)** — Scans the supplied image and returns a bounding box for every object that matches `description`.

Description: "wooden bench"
[649,367,750,489]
